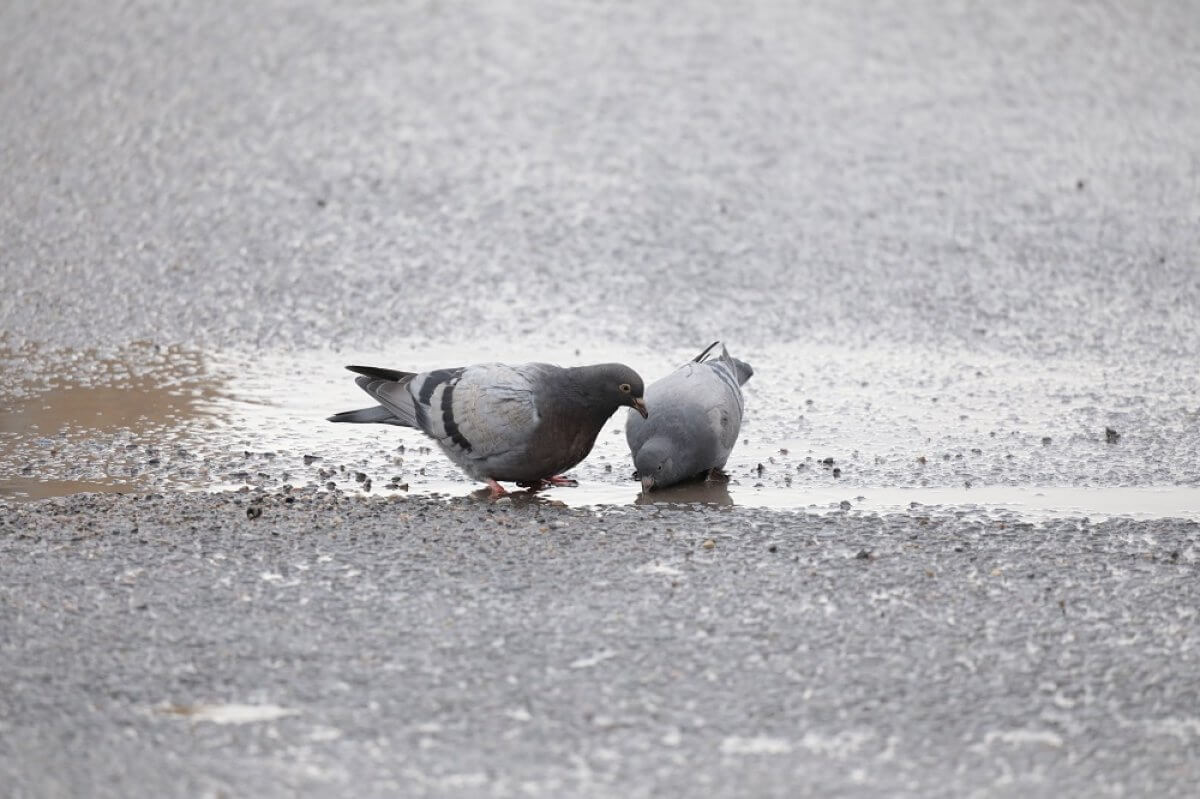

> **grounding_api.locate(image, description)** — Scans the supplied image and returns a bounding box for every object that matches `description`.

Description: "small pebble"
[702,539,716,550]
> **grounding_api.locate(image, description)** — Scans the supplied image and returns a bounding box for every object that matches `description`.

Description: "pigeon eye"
[619,383,631,393]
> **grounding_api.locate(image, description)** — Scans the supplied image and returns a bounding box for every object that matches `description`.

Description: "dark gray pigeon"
[329,360,647,497]
[625,342,753,491]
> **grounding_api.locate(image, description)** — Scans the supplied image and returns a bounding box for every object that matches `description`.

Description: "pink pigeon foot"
[485,479,508,499]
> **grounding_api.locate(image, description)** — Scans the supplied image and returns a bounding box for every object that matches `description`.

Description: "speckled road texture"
[2,0,1199,796]
[3,491,1199,797]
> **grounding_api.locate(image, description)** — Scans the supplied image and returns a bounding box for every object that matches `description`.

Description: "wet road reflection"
[0,477,138,501]
[634,480,734,507]
[2,338,1198,521]
[0,343,223,500]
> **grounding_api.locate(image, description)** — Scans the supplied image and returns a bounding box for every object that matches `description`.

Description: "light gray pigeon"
[329,360,647,497]
[625,342,753,491]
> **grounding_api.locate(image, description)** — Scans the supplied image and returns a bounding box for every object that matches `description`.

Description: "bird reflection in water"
[634,479,734,507]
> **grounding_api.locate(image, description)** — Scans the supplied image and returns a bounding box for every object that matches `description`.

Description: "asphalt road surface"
[2,0,1199,796]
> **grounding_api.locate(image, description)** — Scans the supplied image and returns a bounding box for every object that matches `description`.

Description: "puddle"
[0,477,139,501]
[1,338,1198,521]
[0,342,226,500]
[634,481,735,507]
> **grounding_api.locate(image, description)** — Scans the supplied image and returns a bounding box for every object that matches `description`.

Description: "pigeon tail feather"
[692,341,721,363]
[691,341,753,386]
[346,364,413,382]
[327,406,405,425]
[730,357,753,386]
[327,365,422,427]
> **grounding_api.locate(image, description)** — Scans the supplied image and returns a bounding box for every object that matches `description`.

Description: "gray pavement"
[3,491,1200,797]
[2,0,1200,796]
[2,0,1198,359]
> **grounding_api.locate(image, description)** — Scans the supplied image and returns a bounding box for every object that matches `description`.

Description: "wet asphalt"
[3,0,1200,796]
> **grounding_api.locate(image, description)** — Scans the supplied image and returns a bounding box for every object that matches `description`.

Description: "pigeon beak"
[641,475,655,492]
[632,397,648,419]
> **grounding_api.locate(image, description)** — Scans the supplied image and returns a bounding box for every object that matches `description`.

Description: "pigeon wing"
[412,363,546,465]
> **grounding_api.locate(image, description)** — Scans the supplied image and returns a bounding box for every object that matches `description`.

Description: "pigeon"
[329,360,648,497]
[625,342,753,491]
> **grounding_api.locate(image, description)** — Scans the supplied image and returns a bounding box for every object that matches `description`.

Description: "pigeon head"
[634,436,685,491]
[575,363,648,418]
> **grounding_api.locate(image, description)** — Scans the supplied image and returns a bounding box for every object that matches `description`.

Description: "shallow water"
[1,338,1197,521]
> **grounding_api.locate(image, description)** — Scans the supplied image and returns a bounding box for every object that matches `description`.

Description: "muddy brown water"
[1,339,1197,521]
